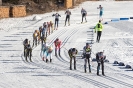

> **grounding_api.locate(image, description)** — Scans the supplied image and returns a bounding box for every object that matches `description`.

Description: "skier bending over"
[23,38,32,62]
[41,43,53,63]
[54,38,61,56]
[68,48,78,70]
[96,51,106,76]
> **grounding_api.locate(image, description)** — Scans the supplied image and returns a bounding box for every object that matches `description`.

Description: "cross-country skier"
[54,38,61,56]
[41,22,47,45]
[23,39,32,62]
[52,13,61,30]
[47,21,51,35]
[68,48,78,70]
[95,20,103,43]
[65,9,71,26]
[41,43,53,63]
[96,51,106,76]
[23,38,29,56]
[83,43,92,73]
[33,30,40,46]
[50,21,54,33]
[39,26,42,38]
[81,8,87,23]
[97,5,103,21]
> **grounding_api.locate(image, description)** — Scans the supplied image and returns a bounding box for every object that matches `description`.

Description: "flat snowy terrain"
[0,1,133,88]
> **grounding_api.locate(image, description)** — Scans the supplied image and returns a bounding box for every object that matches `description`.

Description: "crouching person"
[41,43,53,63]
[68,48,78,70]
[96,51,106,76]
[23,39,32,62]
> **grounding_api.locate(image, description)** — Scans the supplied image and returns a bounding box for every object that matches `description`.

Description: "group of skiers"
[22,5,105,75]
[39,21,54,39]
[67,5,105,76]
[40,37,62,63]
[23,20,54,62]
[50,4,103,28]
[68,42,106,76]
[23,18,62,62]
[51,8,71,28]
[52,7,87,27]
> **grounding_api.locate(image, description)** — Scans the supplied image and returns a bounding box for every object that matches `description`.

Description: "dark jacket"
[68,48,78,58]
[96,52,106,63]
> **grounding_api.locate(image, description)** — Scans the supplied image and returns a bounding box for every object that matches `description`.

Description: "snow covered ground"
[0,1,133,88]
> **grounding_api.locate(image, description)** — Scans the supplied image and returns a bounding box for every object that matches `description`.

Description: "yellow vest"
[95,23,103,31]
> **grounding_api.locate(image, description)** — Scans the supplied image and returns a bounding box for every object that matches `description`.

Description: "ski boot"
[84,65,87,73]
[46,59,48,63]
[50,59,52,63]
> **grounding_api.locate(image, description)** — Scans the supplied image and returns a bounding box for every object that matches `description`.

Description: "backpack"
[98,23,101,28]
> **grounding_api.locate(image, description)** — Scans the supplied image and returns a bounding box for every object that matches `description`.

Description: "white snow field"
[0,1,133,88]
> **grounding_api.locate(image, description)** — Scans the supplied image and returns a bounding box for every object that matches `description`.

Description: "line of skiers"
[31,5,103,35]
[23,20,54,62]
[23,37,106,76]
[68,43,106,76]
[52,5,103,27]
[23,22,104,74]
[52,8,87,27]
[23,18,61,62]
[22,11,63,62]
[22,5,104,75]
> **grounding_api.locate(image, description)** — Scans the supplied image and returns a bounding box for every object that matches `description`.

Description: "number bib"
[86,52,90,54]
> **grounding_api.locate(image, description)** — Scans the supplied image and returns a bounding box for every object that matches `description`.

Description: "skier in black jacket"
[68,48,78,70]
[65,9,71,26]
[96,51,106,76]
[52,13,61,30]
[83,43,92,73]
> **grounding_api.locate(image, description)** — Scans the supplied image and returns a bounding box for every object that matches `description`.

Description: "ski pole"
[90,57,94,67]
[91,51,96,56]
[63,47,68,51]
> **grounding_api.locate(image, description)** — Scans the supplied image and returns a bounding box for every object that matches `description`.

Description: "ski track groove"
[22,54,113,88]
[61,45,133,88]
[58,28,133,88]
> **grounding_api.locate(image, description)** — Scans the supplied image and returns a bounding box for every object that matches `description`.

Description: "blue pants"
[100,11,103,17]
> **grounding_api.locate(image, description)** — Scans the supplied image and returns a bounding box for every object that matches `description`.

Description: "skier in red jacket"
[54,38,61,56]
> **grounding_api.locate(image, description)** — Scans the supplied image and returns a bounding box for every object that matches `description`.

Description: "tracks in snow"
[21,22,133,88]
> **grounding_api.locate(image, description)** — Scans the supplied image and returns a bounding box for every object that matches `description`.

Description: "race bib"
[86,52,90,54]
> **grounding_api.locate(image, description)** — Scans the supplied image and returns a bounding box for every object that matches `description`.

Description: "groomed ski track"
[20,20,133,88]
